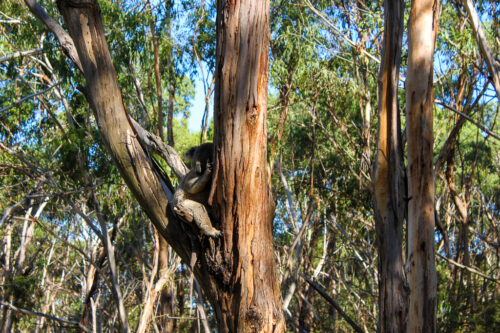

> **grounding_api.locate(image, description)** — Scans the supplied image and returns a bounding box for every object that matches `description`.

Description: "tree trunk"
[405,0,440,331]
[373,0,408,331]
[146,0,164,141]
[208,0,285,331]
[45,1,284,332]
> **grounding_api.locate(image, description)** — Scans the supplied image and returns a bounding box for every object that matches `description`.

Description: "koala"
[173,143,221,237]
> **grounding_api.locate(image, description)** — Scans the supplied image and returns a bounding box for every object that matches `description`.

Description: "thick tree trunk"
[208,0,285,331]
[373,0,408,332]
[41,1,284,332]
[405,0,440,331]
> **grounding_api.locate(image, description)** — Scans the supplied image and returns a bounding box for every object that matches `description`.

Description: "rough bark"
[209,0,285,331]
[31,1,283,332]
[405,0,440,331]
[372,0,408,331]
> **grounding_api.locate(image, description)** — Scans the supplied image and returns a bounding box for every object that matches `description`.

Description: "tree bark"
[373,0,408,331]
[33,1,284,332]
[405,0,440,331]
[209,0,285,331]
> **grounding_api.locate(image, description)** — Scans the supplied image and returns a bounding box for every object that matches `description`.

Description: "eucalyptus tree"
[16,0,285,331]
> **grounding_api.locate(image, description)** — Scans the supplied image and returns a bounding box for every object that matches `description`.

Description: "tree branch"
[462,0,500,99]
[0,82,61,114]
[24,0,83,72]
[0,301,91,332]
[437,253,499,283]
[435,100,500,141]
[303,275,365,333]
[0,47,44,63]
[129,117,188,180]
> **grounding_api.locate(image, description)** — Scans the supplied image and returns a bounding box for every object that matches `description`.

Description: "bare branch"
[462,0,500,99]
[0,82,60,114]
[435,100,500,141]
[0,47,44,63]
[0,301,91,332]
[23,0,83,72]
[437,253,499,283]
[303,275,365,333]
[129,117,189,179]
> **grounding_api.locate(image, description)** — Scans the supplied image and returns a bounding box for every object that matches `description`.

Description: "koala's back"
[185,142,213,170]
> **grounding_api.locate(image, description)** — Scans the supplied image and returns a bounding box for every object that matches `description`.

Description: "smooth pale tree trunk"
[208,0,285,331]
[406,0,440,331]
[373,0,407,331]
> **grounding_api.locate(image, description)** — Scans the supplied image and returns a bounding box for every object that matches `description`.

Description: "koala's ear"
[184,147,197,160]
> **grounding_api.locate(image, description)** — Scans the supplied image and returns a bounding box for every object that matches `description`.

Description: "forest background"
[0,0,498,332]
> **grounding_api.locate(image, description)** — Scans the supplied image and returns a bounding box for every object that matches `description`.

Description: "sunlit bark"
[405,0,440,331]
[209,0,285,331]
[373,0,407,330]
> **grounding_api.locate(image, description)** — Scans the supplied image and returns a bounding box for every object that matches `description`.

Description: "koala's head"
[184,142,213,174]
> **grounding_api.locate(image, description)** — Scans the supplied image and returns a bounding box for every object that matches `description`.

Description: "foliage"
[0,0,498,331]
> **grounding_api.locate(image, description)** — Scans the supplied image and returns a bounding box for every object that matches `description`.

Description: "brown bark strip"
[373,0,408,331]
[406,0,441,331]
[212,0,284,331]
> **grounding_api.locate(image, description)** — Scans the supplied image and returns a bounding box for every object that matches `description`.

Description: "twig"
[0,301,91,332]
[437,253,499,283]
[0,82,61,114]
[302,275,365,333]
[435,100,500,141]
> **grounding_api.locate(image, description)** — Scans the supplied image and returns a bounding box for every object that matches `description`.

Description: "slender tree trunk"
[208,0,285,331]
[157,237,175,332]
[373,0,407,331]
[146,0,164,140]
[405,0,440,331]
[166,10,175,147]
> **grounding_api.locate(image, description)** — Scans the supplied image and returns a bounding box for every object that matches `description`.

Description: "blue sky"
[187,74,211,133]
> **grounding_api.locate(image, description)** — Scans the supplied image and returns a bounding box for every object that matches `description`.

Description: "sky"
[187,74,211,133]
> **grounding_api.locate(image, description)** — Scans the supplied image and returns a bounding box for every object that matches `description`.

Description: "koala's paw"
[205,162,213,173]
[202,227,221,238]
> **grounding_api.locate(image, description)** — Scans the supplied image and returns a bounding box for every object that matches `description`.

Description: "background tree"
[373,0,407,331]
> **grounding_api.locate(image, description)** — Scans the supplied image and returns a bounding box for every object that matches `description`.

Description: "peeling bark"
[373,0,408,331]
[210,0,285,331]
